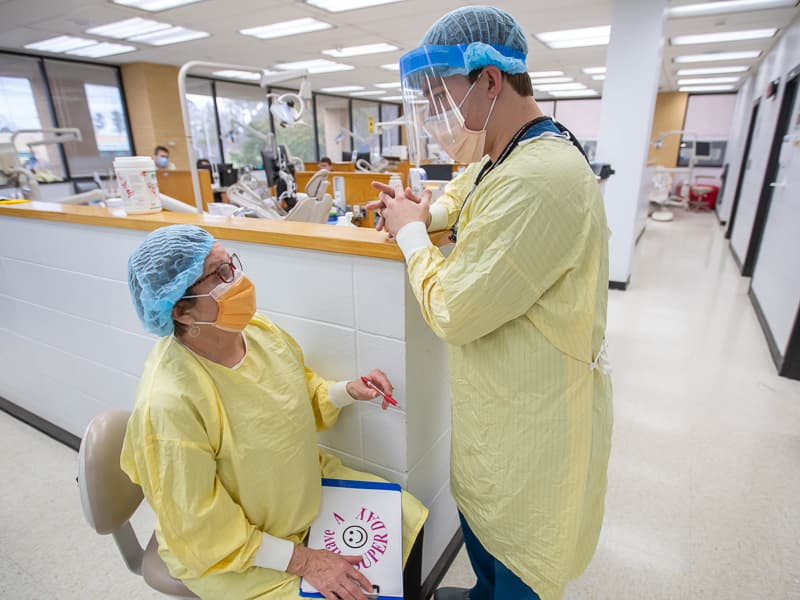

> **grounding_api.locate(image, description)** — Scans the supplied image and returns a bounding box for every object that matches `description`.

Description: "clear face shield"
[399,43,526,165]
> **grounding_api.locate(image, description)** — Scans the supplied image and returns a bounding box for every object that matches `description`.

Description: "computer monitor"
[261,149,279,187]
[355,152,371,164]
[216,163,238,187]
[694,141,712,160]
[421,164,453,181]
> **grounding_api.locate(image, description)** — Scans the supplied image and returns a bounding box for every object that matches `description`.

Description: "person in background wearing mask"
[318,156,333,171]
[367,6,613,600]
[122,225,427,600]
[153,145,176,171]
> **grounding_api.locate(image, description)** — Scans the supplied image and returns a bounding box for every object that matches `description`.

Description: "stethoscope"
[449,116,589,243]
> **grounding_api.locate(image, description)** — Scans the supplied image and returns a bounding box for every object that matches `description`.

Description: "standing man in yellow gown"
[368,6,613,600]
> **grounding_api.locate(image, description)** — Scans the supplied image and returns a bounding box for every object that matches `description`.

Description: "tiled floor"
[2,212,800,599]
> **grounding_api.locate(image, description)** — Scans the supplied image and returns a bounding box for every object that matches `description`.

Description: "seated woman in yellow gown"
[121,224,427,600]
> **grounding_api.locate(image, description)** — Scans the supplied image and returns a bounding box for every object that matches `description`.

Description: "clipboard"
[300,479,403,600]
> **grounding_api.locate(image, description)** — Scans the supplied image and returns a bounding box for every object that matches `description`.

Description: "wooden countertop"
[0,201,451,261]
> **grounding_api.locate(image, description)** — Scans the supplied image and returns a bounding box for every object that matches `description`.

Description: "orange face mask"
[185,273,256,332]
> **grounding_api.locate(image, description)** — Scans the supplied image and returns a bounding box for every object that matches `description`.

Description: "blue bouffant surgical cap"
[419,5,528,75]
[128,224,214,337]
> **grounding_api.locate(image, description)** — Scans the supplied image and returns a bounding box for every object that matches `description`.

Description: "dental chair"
[78,411,197,598]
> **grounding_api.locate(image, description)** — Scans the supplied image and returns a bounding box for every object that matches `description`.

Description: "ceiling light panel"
[350,90,386,96]
[529,71,564,77]
[129,27,209,45]
[25,36,97,53]
[535,82,587,91]
[213,70,264,80]
[678,76,741,84]
[321,85,365,92]
[375,82,402,88]
[87,17,170,39]
[674,50,761,63]
[382,95,403,101]
[592,75,606,80]
[549,90,600,97]
[671,28,777,45]
[381,63,400,71]
[679,85,736,92]
[668,0,798,18]
[582,66,607,74]
[240,18,332,40]
[530,77,573,84]
[112,0,206,11]
[676,66,750,75]
[66,42,137,58]
[322,43,398,57]
[536,26,611,49]
[306,0,404,12]
[275,59,354,73]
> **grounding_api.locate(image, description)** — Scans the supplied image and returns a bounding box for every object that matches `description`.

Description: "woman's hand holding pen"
[347,369,397,410]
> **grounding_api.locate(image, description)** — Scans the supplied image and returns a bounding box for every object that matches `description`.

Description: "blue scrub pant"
[459,513,541,600]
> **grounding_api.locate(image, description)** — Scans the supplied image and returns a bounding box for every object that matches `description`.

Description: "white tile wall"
[407,430,451,507]
[240,241,356,327]
[357,331,407,411]
[318,401,363,458]
[354,256,406,340]
[361,401,408,472]
[420,484,461,579]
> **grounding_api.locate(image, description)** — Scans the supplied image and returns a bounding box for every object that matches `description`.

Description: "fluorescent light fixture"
[275,59,354,73]
[380,63,400,71]
[382,95,403,101]
[674,50,761,63]
[678,76,741,85]
[677,65,749,75]
[350,90,386,96]
[535,82,587,91]
[592,74,606,80]
[679,85,736,92]
[25,36,97,53]
[530,77,573,84]
[87,17,171,39]
[529,70,564,77]
[66,42,137,58]
[375,82,402,88]
[321,85,365,92]
[240,18,332,40]
[130,26,208,45]
[213,70,264,81]
[536,26,610,49]
[549,90,599,97]
[322,43,398,58]
[669,0,798,18]
[671,28,777,45]
[306,0,404,12]
[112,0,206,10]
[582,66,606,74]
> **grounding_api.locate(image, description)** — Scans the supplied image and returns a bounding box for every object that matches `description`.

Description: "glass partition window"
[216,81,271,169]
[270,86,316,163]
[186,77,221,165]
[45,59,132,177]
[0,54,64,178]
[380,103,400,151]
[315,95,351,162]
[352,99,380,158]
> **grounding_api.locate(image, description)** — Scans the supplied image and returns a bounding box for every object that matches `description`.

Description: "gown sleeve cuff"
[427,203,449,232]
[253,533,296,572]
[396,221,432,261]
[328,380,357,409]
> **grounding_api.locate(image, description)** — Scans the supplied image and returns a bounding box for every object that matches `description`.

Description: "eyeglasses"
[189,253,242,290]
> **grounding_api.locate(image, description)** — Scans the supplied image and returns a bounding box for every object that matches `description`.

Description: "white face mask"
[424,78,497,164]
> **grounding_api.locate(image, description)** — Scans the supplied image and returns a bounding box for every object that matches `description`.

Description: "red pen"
[360,376,399,407]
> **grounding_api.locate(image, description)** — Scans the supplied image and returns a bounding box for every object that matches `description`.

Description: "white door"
[751,85,800,354]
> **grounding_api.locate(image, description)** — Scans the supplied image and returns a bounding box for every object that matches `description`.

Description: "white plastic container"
[113,156,162,214]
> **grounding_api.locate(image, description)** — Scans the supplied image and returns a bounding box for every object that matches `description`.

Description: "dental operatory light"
[668,0,798,18]
[306,0,404,12]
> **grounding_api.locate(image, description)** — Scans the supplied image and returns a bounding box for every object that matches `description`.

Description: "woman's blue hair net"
[128,224,214,337]
[417,5,528,75]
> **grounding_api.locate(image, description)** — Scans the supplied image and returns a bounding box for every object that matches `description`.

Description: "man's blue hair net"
[128,224,214,337]
[419,5,528,75]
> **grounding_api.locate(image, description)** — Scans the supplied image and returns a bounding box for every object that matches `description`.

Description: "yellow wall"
[120,63,189,170]
[648,92,689,168]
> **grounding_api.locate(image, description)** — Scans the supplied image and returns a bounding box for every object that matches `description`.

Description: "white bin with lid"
[113,156,162,214]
